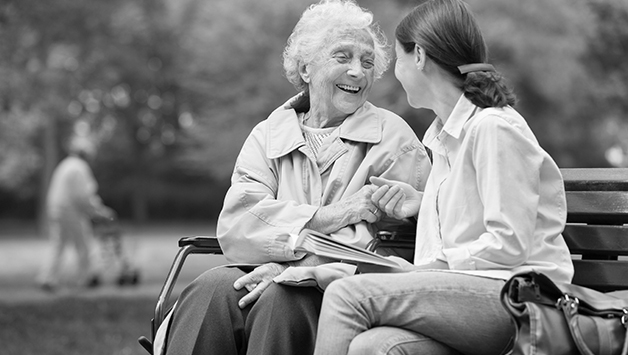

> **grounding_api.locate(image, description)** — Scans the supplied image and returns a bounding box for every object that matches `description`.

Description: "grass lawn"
[0,220,225,355]
[0,296,154,355]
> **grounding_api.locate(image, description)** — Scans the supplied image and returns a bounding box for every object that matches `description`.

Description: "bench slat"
[563,225,628,256]
[562,168,628,191]
[572,260,628,291]
[566,191,628,224]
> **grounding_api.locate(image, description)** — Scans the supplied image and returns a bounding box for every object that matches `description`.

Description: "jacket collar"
[266,99,382,159]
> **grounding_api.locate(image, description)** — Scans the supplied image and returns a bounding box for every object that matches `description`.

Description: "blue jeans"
[313,271,513,355]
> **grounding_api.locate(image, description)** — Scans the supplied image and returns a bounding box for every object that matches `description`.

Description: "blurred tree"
[0,0,202,222]
[381,0,609,167]
[165,0,312,181]
[583,0,628,166]
[0,0,625,223]
[470,0,605,167]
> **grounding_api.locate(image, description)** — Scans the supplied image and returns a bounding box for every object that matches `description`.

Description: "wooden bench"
[138,167,628,354]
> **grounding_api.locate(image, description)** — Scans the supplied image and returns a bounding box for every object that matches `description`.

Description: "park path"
[0,221,227,303]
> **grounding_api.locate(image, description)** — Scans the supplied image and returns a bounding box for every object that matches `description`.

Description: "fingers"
[233,272,266,309]
[233,272,257,291]
[371,184,390,202]
[237,279,272,309]
[371,184,405,218]
[385,191,405,219]
[233,263,287,309]
[363,205,382,223]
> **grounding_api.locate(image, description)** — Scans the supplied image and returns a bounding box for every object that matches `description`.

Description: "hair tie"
[458,63,496,75]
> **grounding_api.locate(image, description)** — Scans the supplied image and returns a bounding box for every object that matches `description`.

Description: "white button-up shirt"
[415,95,574,283]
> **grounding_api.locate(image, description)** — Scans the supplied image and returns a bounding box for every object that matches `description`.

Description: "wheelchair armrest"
[152,236,224,340]
[367,220,416,252]
[178,235,223,251]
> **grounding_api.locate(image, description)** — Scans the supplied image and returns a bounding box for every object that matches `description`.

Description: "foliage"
[0,0,626,220]
[453,0,605,167]
[0,0,206,220]
[583,0,628,165]
[0,109,41,193]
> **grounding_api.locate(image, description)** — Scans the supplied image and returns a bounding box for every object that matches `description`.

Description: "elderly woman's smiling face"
[304,28,375,126]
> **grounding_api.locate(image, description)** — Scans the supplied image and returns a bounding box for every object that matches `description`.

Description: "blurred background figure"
[37,134,115,292]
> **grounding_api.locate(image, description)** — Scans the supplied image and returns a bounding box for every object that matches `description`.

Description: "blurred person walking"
[37,134,114,292]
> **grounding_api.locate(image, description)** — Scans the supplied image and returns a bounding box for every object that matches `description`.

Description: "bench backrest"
[562,168,628,291]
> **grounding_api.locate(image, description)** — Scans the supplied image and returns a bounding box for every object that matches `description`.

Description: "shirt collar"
[423,94,478,150]
[266,100,382,159]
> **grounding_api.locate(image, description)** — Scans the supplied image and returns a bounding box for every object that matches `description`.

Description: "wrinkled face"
[394,40,422,109]
[306,29,375,122]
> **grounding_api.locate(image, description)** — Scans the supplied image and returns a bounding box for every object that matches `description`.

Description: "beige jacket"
[217,99,431,264]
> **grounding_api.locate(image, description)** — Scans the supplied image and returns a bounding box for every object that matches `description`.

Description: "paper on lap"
[290,228,401,268]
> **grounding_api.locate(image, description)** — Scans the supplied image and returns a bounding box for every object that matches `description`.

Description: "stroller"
[92,211,141,286]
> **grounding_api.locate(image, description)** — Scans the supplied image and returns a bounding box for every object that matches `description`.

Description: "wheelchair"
[137,222,416,355]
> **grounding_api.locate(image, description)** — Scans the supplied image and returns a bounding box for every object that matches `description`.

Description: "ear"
[415,45,426,71]
[299,63,311,84]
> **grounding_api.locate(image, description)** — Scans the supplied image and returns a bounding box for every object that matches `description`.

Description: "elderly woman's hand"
[349,184,384,224]
[369,176,422,219]
[305,184,383,234]
[233,262,288,309]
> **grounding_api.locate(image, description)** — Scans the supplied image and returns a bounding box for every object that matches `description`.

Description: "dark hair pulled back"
[395,0,516,108]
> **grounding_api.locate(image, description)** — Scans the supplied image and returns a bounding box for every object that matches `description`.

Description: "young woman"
[313,1,574,354]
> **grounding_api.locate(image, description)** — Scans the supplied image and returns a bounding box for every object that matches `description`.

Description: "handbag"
[500,271,628,355]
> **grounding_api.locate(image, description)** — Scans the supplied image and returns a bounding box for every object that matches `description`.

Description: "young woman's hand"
[369,176,422,219]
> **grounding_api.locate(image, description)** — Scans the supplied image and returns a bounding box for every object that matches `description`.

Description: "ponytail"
[461,70,517,108]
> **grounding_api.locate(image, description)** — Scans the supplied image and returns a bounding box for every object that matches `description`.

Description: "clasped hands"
[368,176,422,220]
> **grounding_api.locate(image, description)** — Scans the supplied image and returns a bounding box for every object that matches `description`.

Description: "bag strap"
[558,294,628,355]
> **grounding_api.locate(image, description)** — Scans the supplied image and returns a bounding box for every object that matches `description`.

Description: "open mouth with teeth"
[336,84,361,94]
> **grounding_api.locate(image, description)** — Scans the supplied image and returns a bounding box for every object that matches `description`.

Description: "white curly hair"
[283,0,390,92]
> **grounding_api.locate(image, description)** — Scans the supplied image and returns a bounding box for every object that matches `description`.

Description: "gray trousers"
[166,266,323,355]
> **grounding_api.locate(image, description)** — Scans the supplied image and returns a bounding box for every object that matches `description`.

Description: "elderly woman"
[164,1,431,355]
[313,0,574,354]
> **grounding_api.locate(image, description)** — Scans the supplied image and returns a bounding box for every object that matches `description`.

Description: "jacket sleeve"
[378,139,431,193]
[373,107,431,192]
[216,124,318,264]
[371,115,432,231]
